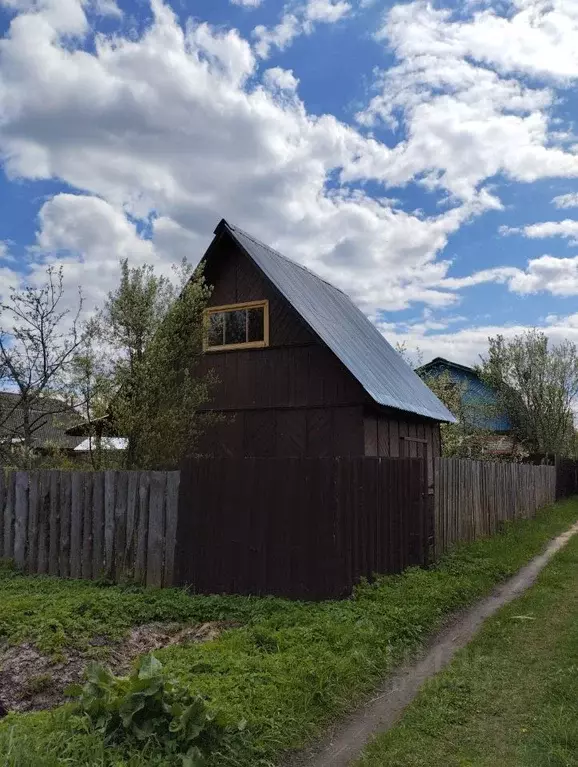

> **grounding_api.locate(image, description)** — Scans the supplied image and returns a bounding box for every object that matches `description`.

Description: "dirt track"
[288,520,578,767]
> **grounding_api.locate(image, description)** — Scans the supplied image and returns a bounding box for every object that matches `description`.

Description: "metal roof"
[218,220,456,423]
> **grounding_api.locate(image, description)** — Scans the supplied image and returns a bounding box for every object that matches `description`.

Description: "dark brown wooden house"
[197,220,455,486]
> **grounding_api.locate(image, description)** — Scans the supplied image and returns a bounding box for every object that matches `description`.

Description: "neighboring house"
[0,391,85,455]
[196,219,456,487]
[417,357,514,455]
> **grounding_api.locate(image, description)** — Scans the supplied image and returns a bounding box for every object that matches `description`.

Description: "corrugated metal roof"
[219,221,456,423]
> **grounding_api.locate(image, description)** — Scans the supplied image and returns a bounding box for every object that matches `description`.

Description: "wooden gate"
[176,456,428,599]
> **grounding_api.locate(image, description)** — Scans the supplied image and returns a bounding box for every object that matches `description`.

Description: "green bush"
[66,655,244,766]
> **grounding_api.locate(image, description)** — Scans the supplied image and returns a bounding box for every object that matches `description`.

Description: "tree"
[0,266,86,467]
[479,330,578,457]
[101,259,217,470]
[396,342,498,458]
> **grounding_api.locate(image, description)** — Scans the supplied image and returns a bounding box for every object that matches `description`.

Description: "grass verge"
[357,508,578,767]
[1,498,577,767]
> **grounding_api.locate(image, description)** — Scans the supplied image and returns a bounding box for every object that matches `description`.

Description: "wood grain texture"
[13,471,28,569]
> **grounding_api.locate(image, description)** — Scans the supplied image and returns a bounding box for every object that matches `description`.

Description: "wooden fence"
[434,458,556,555]
[176,456,428,599]
[0,469,179,587]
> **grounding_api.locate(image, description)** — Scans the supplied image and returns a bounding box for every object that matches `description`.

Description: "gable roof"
[417,357,512,432]
[0,391,85,450]
[213,220,456,423]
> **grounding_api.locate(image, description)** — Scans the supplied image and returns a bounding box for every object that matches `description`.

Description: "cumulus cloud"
[357,1,578,200]
[502,219,578,242]
[378,313,578,369]
[552,192,578,209]
[253,0,352,58]
[439,253,578,296]
[0,0,496,315]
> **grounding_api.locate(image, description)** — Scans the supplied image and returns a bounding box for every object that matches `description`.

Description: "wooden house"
[196,220,455,485]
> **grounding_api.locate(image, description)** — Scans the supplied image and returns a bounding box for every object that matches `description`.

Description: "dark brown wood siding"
[198,406,364,458]
[364,409,441,489]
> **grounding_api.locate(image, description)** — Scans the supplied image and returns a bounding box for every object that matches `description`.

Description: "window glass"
[224,309,247,345]
[205,303,266,348]
[247,307,264,342]
[207,312,224,347]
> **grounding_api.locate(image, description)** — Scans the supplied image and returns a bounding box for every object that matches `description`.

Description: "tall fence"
[176,456,428,599]
[434,458,556,555]
[0,456,575,597]
[0,469,179,587]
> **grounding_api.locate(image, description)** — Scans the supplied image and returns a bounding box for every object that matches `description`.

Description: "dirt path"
[288,520,578,767]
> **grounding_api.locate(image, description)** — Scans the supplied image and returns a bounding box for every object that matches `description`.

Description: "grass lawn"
[1,498,577,767]
[358,511,578,767]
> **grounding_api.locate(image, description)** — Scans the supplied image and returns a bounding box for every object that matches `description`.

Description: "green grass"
[358,512,578,767]
[1,498,578,767]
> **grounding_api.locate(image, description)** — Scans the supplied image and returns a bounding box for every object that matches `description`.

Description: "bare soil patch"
[0,621,232,714]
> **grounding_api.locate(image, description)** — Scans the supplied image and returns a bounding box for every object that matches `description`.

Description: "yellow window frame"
[203,300,270,352]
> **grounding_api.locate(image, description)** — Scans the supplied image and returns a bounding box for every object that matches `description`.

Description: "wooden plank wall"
[434,458,556,556]
[0,469,180,587]
[176,456,428,600]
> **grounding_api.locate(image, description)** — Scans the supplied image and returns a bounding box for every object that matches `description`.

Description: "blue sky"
[0,0,577,366]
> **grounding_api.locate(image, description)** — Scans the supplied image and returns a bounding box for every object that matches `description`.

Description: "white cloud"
[262,66,299,91]
[0,0,496,315]
[502,219,578,242]
[552,192,578,209]
[230,0,263,7]
[357,1,578,201]
[439,253,578,296]
[253,0,352,58]
[378,313,578,370]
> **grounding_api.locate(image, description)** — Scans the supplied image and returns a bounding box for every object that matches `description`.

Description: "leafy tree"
[396,342,499,458]
[0,266,86,467]
[102,259,217,470]
[479,330,578,457]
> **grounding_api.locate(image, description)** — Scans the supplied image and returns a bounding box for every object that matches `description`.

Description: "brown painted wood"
[178,456,428,599]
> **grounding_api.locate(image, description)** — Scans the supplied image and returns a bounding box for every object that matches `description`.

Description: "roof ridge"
[225,221,349,296]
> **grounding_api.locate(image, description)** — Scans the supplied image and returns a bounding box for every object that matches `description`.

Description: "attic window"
[204,300,269,351]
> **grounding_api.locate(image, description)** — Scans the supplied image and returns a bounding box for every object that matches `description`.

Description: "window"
[204,300,269,351]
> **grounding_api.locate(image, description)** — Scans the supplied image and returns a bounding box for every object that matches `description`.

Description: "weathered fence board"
[0,469,179,586]
[434,458,556,555]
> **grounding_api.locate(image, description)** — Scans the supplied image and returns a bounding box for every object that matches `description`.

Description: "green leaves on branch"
[66,654,244,766]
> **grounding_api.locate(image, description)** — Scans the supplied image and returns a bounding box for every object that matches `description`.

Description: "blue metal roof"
[418,358,511,432]
[219,220,456,423]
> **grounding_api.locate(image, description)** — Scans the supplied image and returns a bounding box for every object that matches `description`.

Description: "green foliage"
[103,259,218,469]
[358,518,578,767]
[419,370,498,458]
[0,498,577,767]
[479,329,578,456]
[66,655,241,766]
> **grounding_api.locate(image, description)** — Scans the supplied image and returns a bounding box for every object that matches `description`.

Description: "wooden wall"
[198,232,442,464]
[363,410,441,489]
[198,405,364,458]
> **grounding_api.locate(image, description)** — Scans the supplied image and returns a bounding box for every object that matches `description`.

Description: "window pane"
[247,307,264,342]
[225,309,247,345]
[207,312,224,346]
